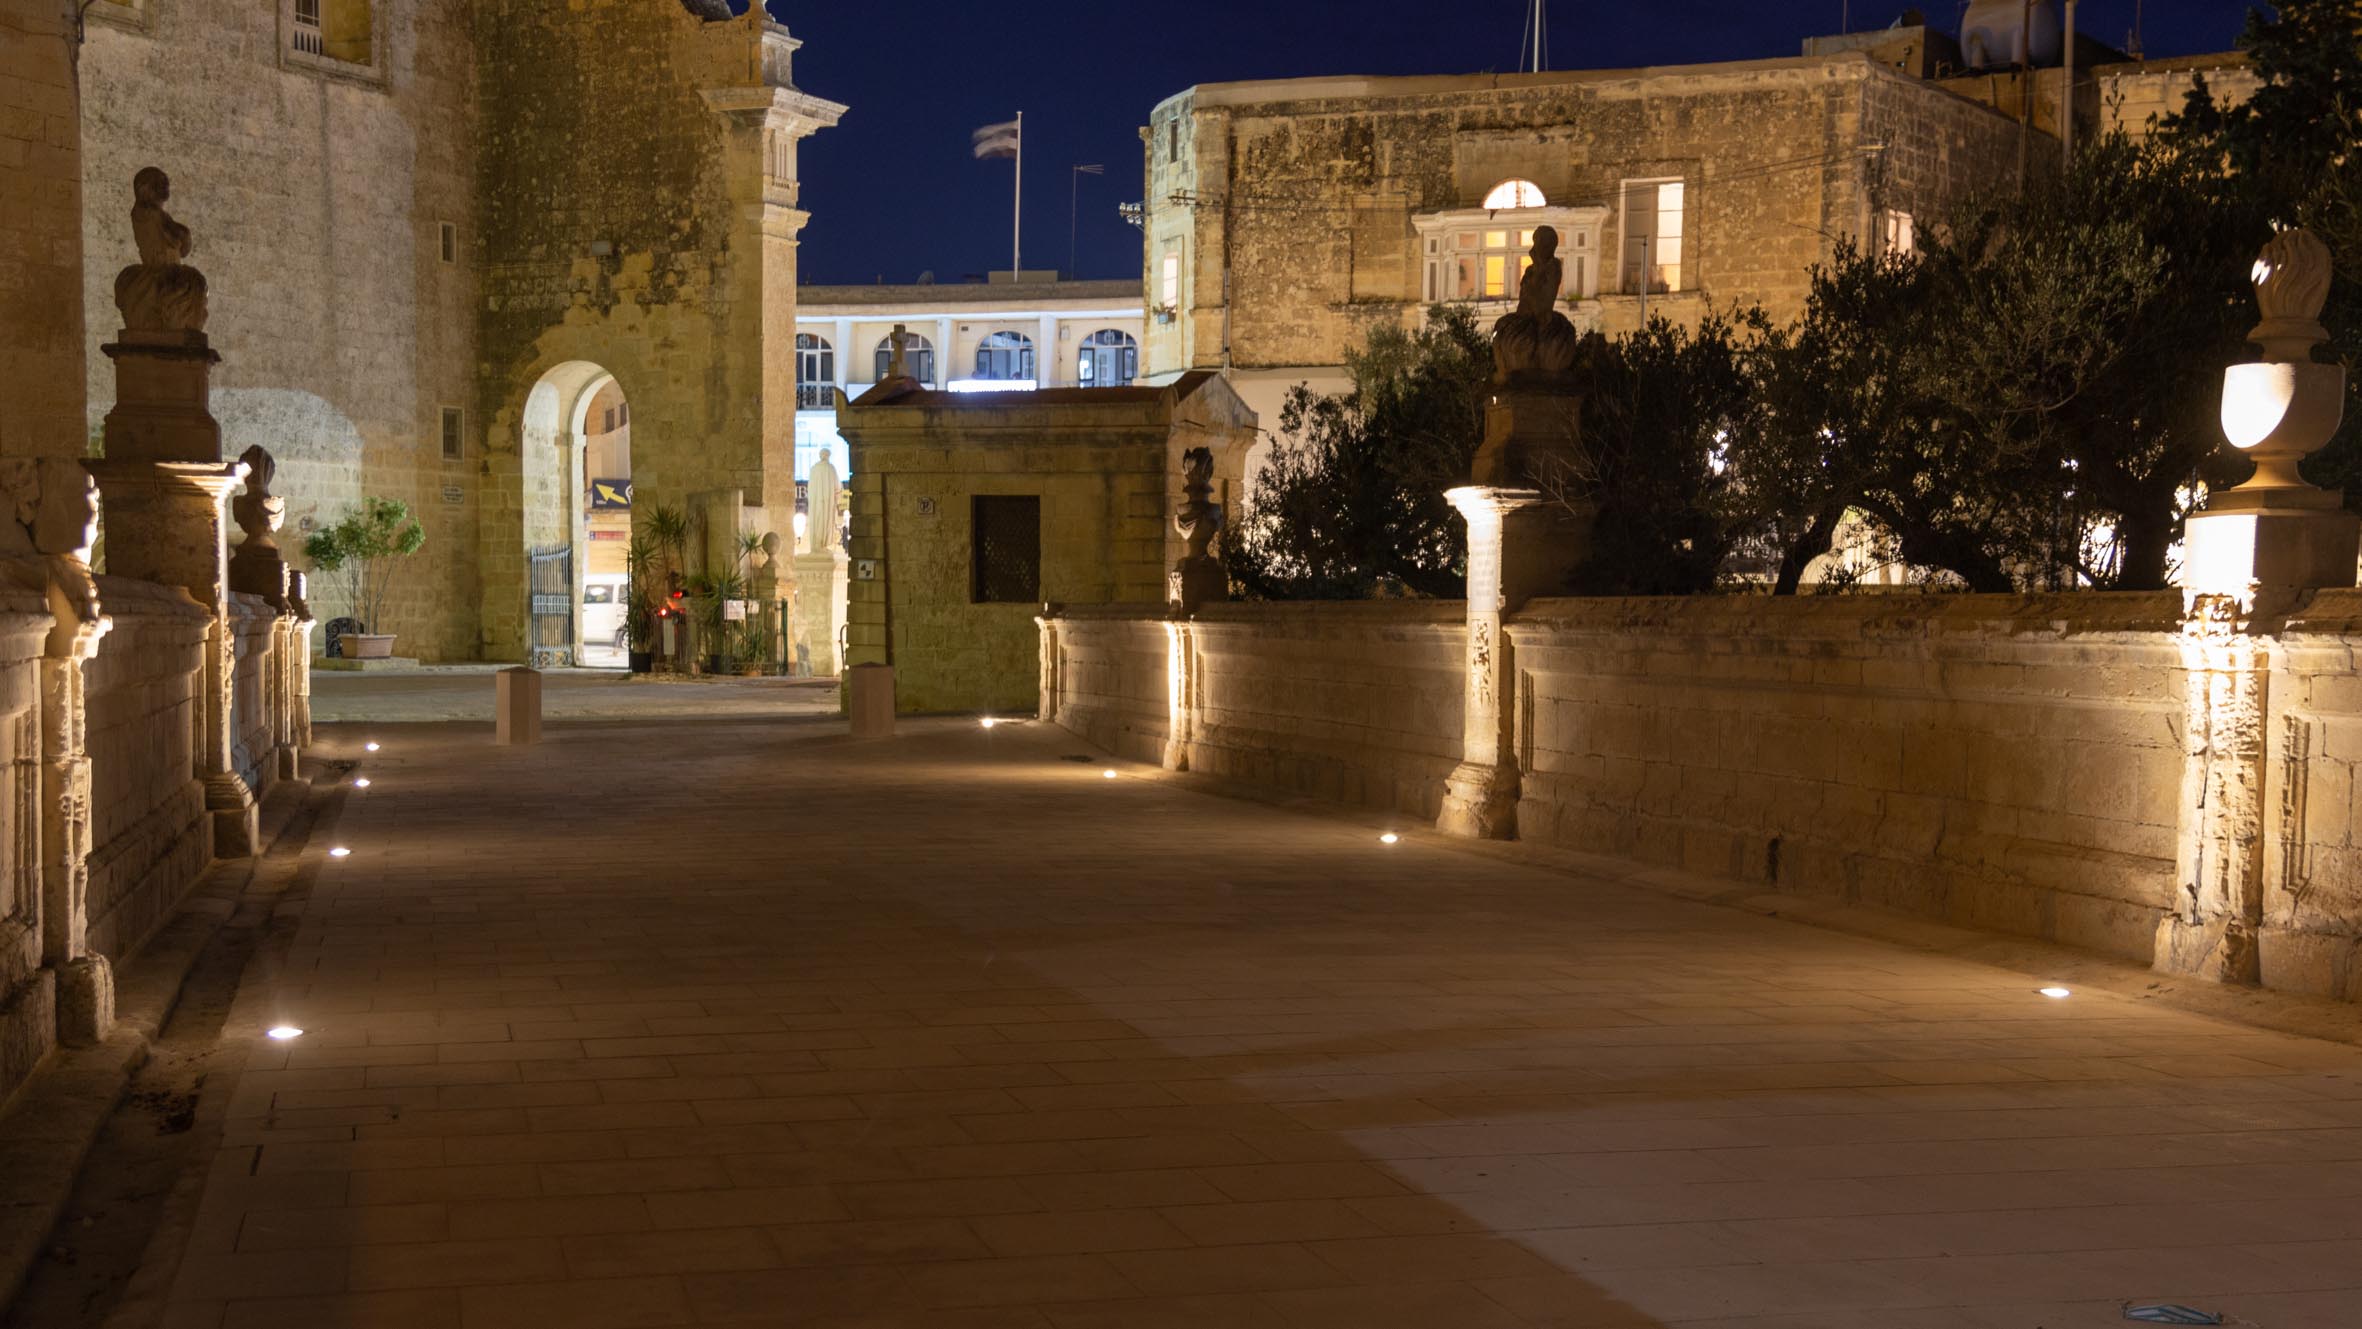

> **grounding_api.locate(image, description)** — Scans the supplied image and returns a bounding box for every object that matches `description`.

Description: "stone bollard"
[847,662,894,738]
[496,667,542,746]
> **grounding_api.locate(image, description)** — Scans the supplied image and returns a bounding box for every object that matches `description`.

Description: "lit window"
[873,332,936,385]
[289,0,372,64]
[795,334,835,408]
[1881,209,1916,256]
[1160,250,1181,310]
[1482,179,1548,210]
[974,331,1035,382]
[1621,180,1686,295]
[1078,329,1138,387]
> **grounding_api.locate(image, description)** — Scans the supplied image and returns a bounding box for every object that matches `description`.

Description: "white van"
[582,574,629,651]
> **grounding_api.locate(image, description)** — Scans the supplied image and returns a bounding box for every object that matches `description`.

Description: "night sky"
[744,1,2257,287]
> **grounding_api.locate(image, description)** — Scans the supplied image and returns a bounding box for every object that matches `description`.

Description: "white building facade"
[793,278,1147,481]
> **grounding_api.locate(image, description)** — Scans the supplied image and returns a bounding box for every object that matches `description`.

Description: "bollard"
[496,666,542,746]
[847,663,895,738]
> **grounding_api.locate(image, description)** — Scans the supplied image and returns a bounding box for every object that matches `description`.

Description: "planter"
[628,650,654,674]
[347,633,397,660]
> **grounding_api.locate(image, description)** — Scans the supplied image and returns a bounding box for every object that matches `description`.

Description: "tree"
[303,497,426,632]
[1232,306,1490,599]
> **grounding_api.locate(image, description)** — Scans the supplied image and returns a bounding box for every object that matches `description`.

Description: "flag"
[972,119,1020,160]
[1075,163,1105,176]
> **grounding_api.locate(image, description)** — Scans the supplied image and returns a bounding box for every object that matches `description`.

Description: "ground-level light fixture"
[2038,986,2073,999]
[329,847,352,859]
[980,717,998,730]
[364,742,381,752]
[353,778,372,789]
[1380,832,1400,845]
[266,1026,304,1041]
[1102,769,1118,780]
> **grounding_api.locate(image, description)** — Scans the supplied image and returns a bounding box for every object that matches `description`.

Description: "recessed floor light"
[2038,986,2073,999]
[980,717,998,730]
[329,847,352,859]
[1380,833,1400,845]
[364,742,381,752]
[1101,769,1118,780]
[353,778,372,789]
[266,1026,304,1041]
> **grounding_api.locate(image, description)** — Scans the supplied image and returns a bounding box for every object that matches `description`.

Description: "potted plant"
[304,497,426,659]
[623,531,659,674]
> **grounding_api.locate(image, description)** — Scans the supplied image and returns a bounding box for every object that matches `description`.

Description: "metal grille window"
[292,0,324,53]
[439,406,463,461]
[971,496,1041,604]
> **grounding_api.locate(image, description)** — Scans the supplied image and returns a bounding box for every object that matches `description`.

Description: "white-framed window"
[1879,209,1916,257]
[874,333,937,385]
[439,406,463,462]
[1159,248,1181,311]
[795,334,835,408]
[1413,199,1605,305]
[1620,179,1688,295]
[974,331,1035,381]
[286,0,373,66]
[1482,178,1548,210]
[1078,329,1138,387]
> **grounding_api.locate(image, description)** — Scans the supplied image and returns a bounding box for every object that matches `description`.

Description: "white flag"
[972,119,1020,160]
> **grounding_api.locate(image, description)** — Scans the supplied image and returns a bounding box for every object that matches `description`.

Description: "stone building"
[70,0,843,662]
[839,373,1254,714]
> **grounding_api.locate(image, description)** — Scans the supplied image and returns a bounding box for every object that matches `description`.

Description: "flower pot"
[628,651,654,674]
[347,634,397,660]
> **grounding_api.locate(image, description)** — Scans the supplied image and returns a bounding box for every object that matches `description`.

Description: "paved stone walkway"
[134,701,2362,1328]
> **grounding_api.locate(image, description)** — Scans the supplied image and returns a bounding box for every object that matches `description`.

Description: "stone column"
[2163,231,2354,985]
[1437,488,1550,840]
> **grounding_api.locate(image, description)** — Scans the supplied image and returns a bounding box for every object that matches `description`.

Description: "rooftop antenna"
[1521,0,1549,73]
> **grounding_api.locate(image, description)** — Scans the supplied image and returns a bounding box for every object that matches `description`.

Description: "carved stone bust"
[113,167,209,334]
[233,444,285,551]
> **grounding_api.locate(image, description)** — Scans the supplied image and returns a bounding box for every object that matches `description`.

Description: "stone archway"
[486,359,626,665]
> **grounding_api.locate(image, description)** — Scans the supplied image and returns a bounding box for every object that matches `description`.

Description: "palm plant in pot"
[623,531,660,674]
[304,497,426,659]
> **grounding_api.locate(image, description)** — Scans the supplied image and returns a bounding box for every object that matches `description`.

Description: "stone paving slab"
[112,711,2362,1328]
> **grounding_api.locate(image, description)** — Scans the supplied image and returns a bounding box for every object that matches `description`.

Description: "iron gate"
[528,545,573,667]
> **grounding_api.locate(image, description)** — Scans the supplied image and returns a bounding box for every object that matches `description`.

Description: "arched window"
[873,332,936,385]
[974,331,1035,382]
[1483,179,1547,210]
[1078,329,1138,388]
[795,334,834,408]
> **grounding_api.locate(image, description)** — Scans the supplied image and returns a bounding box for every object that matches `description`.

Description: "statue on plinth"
[114,168,209,335]
[1169,447,1227,613]
[1488,226,1579,383]
[228,444,292,606]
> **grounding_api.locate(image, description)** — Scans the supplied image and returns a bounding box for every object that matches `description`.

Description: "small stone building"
[838,373,1255,715]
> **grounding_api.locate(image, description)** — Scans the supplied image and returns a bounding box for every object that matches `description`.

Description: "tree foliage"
[303,497,426,632]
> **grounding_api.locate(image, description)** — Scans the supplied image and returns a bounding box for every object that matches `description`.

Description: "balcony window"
[796,333,835,408]
[974,331,1035,382]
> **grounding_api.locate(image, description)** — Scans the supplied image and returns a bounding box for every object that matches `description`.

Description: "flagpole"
[1012,111,1023,278]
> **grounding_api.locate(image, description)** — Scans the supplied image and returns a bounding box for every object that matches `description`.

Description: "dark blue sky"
[751,1,2254,286]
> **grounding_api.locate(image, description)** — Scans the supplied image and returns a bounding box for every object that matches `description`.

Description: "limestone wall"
[0,0,85,462]
[1507,595,2188,962]
[1040,609,1171,767]
[82,577,209,964]
[78,0,481,657]
[0,577,52,1108]
[2260,593,2362,1002]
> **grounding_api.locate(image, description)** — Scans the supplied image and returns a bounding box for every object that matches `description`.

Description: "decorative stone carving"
[1,458,104,634]
[1168,447,1227,613]
[229,445,291,608]
[2252,228,2333,361]
[884,324,916,381]
[113,167,209,336]
[1489,227,1580,382]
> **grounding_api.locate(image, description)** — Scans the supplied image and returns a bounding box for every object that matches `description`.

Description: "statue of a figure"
[1490,226,1578,381]
[884,324,915,380]
[232,444,285,552]
[114,167,209,334]
[1169,447,1227,612]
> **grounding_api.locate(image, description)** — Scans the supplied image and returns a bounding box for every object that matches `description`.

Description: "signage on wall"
[916,497,938,517]
[855,560,878,581]
[591,479,633,510]
[441,486,465,505]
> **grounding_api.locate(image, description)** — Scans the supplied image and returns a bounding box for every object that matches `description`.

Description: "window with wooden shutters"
[970,496,1041,604]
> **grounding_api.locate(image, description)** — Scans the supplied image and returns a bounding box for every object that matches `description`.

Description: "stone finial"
[1169,446,1227,613]
[2251,229,2334,364]
[113,167,208,334]
[1491,226,1578,382]
[885,324,914,380]
[232,445,284,552]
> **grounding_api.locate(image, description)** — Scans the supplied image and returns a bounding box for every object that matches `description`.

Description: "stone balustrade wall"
[1043,592,2362,1004]
[83,578,214,964]
[0,576,56,1109]
[228,593,280,802]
